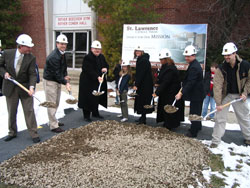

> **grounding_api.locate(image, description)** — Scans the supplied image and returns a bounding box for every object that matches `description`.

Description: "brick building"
[19,0,250,69]
[20,0,96,69]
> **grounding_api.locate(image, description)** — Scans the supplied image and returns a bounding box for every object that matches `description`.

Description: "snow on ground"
[0,90,250,188]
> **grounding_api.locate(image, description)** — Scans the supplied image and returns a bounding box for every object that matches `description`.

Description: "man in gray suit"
[0,34,40,143]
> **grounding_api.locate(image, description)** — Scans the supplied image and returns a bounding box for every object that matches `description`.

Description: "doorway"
[55,31,91,69]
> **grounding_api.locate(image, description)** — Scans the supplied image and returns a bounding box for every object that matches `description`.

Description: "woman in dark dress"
[133,45,154,124]
[154,48,184,129]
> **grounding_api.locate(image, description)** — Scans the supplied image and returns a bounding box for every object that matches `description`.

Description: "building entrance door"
[56,31,91,69]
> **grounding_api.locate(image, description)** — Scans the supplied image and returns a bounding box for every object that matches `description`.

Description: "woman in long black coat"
[154,48,184,129]
[133,46,154,124]
[78,40,109,122]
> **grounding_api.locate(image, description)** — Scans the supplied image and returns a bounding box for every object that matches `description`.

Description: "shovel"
[144,96,155,109]
[128,89,138,97]
[188,98,243,121]
[92,72,106,96]
[65,90,78,104]
[8,77,57,108]
[164,88,182,113]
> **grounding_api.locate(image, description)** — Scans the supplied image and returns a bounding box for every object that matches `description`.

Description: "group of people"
[0,33,250,148]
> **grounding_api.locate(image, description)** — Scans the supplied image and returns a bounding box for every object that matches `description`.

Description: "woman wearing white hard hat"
[78,40,109,122]
[175,45,205,138]
[153,48,184,130]
[133,45,154,124]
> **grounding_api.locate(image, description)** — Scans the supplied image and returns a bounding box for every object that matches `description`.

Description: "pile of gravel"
[0,120,211,187]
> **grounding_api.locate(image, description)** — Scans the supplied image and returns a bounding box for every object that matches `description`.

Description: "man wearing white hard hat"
[0,34,40,143]
[210,42,250,148]
[43,34,71,133]
[175,45,205,138]
[78,40,109,122]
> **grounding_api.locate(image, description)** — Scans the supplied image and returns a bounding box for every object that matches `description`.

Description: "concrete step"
[38,69,80,85]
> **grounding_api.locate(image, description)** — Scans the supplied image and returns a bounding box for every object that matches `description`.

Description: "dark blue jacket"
[117,74,130,93]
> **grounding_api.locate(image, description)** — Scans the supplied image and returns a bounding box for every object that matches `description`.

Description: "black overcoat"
[155,64,184,128]
[78,52,109,111]
[134,53,154,114]
[182,59,205,101]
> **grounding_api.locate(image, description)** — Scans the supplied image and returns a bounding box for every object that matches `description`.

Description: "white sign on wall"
[54,15,92,29]
[122,24,207,70]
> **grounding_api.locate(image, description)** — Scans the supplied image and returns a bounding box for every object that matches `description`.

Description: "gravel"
[0,120,211,187]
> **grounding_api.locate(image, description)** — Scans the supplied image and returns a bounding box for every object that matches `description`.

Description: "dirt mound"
[0,120,211,187]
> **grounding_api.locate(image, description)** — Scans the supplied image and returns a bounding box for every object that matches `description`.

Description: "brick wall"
[18,0,250,67]
[20,0,46,68]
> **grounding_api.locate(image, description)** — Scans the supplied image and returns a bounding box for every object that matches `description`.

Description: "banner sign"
[54,15,92,29]
[122,24,207,70]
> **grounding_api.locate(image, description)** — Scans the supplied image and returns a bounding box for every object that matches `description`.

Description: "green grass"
[231,182,240,188]
[209,153,225,172]
[210,175,227,188]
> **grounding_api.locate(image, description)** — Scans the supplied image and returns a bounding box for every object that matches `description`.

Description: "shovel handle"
[8,78,30,93]
[99,72,106,84]
[97,72,107,92]
[221,98,242,108]
[172,88,182,106]
[204,98,243,120]
[7,77,41,103]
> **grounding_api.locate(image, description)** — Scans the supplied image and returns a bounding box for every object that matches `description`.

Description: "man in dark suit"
[176,45,205,137]
[0,34,40,143]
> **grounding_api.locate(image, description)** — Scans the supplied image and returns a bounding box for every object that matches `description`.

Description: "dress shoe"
[58,122,64,126]
[244,139,250,146]
[136,121,146,125]
[4,135,17,142]
[32,137,40,143]
[51,127,65,133]
[185,131,197,138]
[210,143,218,148]
[93,115,104,119]
[84,118,92,122]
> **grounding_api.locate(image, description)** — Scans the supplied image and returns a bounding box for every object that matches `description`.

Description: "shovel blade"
[188,114,204,121]
[164,105,178,113]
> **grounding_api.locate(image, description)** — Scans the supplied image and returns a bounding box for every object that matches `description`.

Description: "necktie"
[16,55,23,75]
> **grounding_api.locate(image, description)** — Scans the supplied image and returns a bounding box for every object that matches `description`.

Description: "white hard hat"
[222,42,238,55]
[159,48,172,59]
[16,34,34,47]
[121,61,130,66]
[134,45,144,51]
[56,34,68,44]
[91,40,102,49]
[183,45,197,56]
